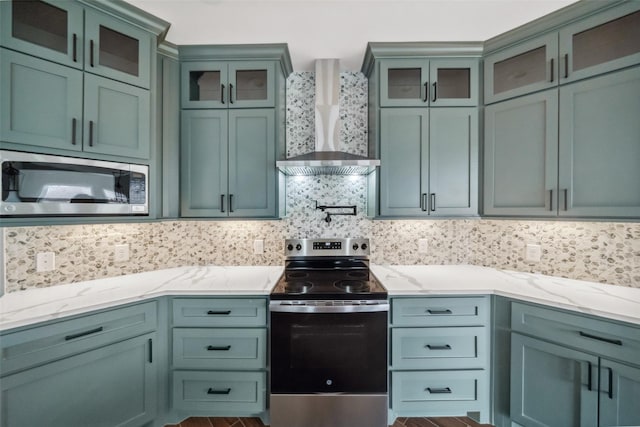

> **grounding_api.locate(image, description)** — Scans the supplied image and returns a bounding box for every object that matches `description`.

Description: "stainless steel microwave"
[1,150,148,217]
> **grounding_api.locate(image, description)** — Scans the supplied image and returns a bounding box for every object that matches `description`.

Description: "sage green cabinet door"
[484,89,559,216]
[1,333,157,427]
[599,360,640,427]
[429,108,478,216]
[0,0,84,69]
[0,48,82,152]
[559,3,640,84]
[228,62,275,108]
[181,61,229,109]
[83,74,150,159]
[379,108,429,216]
[484,33,559,104]
[511,333,598,427]
[429,59,479,107]
[379,59,429,107]
[228,109,276,217]
[181,110,228,217]
[84,9,152,89]
[558,67,640,217]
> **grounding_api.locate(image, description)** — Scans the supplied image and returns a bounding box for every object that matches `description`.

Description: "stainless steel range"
[269,238,389,427]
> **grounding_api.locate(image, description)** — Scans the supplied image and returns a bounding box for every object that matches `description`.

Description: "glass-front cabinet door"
[429,59,479,106]
[84,10,152,89]
[0,0,84,69]
[228,61,275,108]
[560,3,640,84]
[181,61,229,109]
[484,33,559,104]
[379,59,429,107]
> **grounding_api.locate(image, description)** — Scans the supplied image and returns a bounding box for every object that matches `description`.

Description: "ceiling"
[128,0,578,71]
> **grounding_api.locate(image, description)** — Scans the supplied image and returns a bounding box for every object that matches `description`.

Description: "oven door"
[270,305,388,394]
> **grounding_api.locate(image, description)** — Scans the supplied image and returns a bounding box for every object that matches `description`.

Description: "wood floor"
[167,416,493,427]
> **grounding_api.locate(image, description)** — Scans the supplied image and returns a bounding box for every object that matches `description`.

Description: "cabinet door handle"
[229,83,234,104]
[562,188,568,211]
[423,82,428,102]
[426,344,451,350]
[207,345,231,351]
[432,82,437,102]
[207,310,232,315]
[71,118,77,145]
[550,58,554,83]
[220,194,225,213]
[547,189,553,211]
[421,193,428,211]
[89,120,94,147]
[607,367,613,399]
[90,40,95,67]
[426,387,451,394]
[564,54,569,79]
[579,331,622,346]
[148,338,153,363]
[221,84,225,104]
[207,388,231,395]
[65,326,103,341]
[229,194,234,212]
[430,193,436,212]
[427,309,452,315]
[72,34,78,62]
[586,361,592,391]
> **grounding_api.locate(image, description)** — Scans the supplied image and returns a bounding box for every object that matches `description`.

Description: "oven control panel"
[285,238,370,257]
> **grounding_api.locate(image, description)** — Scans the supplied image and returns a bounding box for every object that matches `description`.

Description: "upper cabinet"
[485,1,640,104]
[0,0,153,89]
[379,58,479,107]
[181,60,275,109]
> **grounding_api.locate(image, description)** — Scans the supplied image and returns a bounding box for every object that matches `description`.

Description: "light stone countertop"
[2,264,640,332]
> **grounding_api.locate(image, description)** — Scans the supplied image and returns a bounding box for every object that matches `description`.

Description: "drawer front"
[1,301,157,376]
[511,302,640,364]
[391,327,488,370]
[172,298,267,327]
[392,297,489,327]
[172,371,266,414]
[392,370,488,416]
[172,328,266,370]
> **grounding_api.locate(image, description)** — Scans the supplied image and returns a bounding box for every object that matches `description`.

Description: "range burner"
[334,280,370,293]
[285,282,313,293]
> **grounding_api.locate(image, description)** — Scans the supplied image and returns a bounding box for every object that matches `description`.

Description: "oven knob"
[361,243,368,250]
[352,243,359,250]
[287,244,294,251]
[296,244,302,251]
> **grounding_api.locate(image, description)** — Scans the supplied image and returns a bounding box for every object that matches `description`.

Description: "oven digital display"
[313,241,341,250]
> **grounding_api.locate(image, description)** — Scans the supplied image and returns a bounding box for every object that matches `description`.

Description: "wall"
[2,72,639,292]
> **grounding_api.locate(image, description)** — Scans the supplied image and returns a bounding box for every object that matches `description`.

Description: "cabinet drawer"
[511,302,640,364]
[392,370,488,416]
[172,370,266,414]
[172,328,266,370]
[0,301,157,376]
[392,297,489,327]
[172,298,267,327]
[391,327,488,370]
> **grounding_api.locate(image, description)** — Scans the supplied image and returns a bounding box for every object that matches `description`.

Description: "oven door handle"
[269,303,389,313]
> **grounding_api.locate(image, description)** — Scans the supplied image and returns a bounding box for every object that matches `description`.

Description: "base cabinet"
[1,333,157,427]
[598,360,640,427]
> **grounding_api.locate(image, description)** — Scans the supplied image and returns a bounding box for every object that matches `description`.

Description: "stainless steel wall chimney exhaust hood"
[276,59,380,176]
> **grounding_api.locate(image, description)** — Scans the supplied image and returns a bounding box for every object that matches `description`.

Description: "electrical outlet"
[36,252,55,272]
[524,244,542,263]
[114,244,130,262]
[253,239,264,255]
[418,239,429,254]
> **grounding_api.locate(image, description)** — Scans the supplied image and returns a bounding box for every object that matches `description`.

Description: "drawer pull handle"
[427,309,452,315]
[207,388,231,395]
[207,345,231,351]
[207,310,232,315]
[426,387,452,394]
[579,331,622,346]
[426,344,451,350]
[65,326,103,341]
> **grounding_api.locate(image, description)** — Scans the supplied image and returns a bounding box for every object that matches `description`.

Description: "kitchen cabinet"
[178,45,291,219]
[379,58,479,107]
[484,2,640,104]
[0,301,159,427]
[379,107,478,217]
[0,0,153,89]
[180,108,276,218]
[390,296,490,423]
[510,301,640,427]
[181,61,275,109]
[170,297,268,420]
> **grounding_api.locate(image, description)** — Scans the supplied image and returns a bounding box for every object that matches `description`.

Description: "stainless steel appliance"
[1,150,148,217]
[270,238,388,427]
